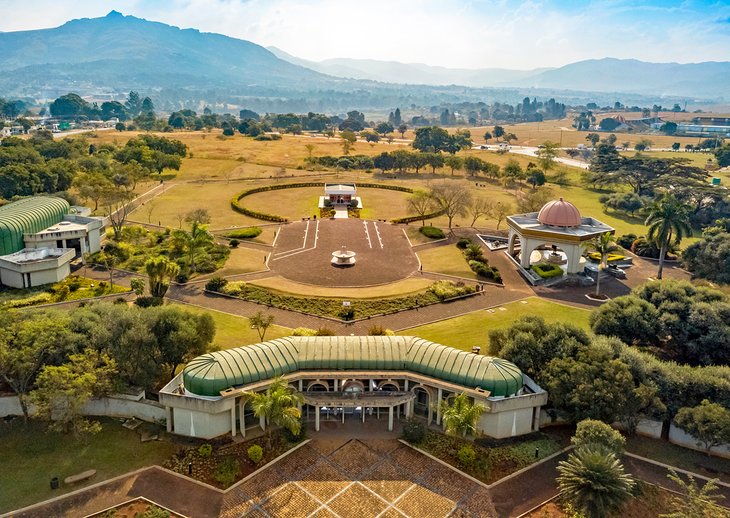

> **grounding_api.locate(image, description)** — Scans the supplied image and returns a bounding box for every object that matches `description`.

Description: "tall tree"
[645,194,692,279]
[535,141,560,171]
[31,349,116,436]
[661,469,726,518]
[245,377,303,448]
[439,393,485,437]
[674,400,730,455]
[250,311,275,342]
[430,183,472,231]
[582,232,620,297]
[407,190,437,226]
[145,256,180,298]
[172,222,214,273]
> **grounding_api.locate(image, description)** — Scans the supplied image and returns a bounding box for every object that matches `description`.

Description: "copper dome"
[537,198,582,227]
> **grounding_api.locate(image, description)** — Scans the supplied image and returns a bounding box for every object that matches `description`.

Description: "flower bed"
[162,429,302,489]
[0,275,128,309]
[586,252,626,263]
[216,280,475,320]
[458,240,502,283]
[406,429,563,484]
[88,498,182,518]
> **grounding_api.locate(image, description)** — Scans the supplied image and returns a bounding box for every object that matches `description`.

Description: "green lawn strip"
[400,297,592,350]
[0,418,177,514]
[220,281,474,320]
[626,435,730,484]
[411,430,562,485]
[418,245,478,279]
[170,303,292,349]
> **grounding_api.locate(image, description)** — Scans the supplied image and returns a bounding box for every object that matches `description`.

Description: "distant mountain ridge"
[269,48,730,99]
[267,46,551,87]
[0,11,726,110]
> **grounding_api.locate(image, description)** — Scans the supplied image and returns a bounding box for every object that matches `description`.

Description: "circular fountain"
[331,246,356,267]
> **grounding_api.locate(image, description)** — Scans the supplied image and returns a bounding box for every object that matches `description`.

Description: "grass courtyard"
[0,418,177,514]
[400,297,592,350]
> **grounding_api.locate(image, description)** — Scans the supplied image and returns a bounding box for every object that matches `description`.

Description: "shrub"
[368,325,394,336]
[616,234,637,250]
[402,418,426,444]
[339,307,355,321]
[587,252,626,263]
[315,327,335,336]
[427,280,475,300]
[214,457,240,486]
[205,277,228,292]
[225,227,263,239]
[54,285,70,302]
[134,296,164,308]
[67,277,82,292]
[229,239,239,248]
[247,444,264,464]
[571,419,626,455]
[5,292,53,308]
[456,238,472,249]
[457,445,477,466]
[532,263,564,279]
[419,226,445,239]
[292,327,318,336]
[198,443,213,457]
[464,244,485,262]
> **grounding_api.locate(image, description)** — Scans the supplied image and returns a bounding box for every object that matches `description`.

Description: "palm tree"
[582,232,620,297]
[245,377,304,448]
[557,447,635,518]
[172,222,214,273]
[645,194,692,279]
[145,256,180,298]
[439,393,485,437]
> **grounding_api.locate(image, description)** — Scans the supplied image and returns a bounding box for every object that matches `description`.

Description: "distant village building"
[0,197,106,288]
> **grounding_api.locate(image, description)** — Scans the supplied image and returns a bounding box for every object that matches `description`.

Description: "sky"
[1,0,729,69]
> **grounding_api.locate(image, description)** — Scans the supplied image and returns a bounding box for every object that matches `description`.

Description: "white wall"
[0,395,164,423]
[669,424,730,459]
[172,407,231,439]
[479,407,534,438]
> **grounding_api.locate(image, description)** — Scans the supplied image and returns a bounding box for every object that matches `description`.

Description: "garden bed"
[215,280,476,320]
[0,275,128,309]
[88,497,183,518]
[162,429,303,489]
[405,429,564,485]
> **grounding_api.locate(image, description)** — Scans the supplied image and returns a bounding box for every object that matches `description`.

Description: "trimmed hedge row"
[532,263,563,279]
[420,226,445,239]
[392,209,446,225]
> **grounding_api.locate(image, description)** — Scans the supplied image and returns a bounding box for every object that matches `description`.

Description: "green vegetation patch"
[532,263,564,279]
[217,280,474,320]
[419,226,445,239]
[0,275,127,309]
[224,227,263,239]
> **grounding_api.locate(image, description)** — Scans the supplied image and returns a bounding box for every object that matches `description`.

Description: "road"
[474,144,591,169]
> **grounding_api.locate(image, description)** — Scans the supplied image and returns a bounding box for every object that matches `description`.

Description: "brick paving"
[11,439,499,518]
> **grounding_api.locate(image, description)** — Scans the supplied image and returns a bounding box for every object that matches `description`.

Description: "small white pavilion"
[506,198,614,274]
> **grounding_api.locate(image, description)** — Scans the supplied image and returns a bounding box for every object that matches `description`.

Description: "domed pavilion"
[506,198,614,275]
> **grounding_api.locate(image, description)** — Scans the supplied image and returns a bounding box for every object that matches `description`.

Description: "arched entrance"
[307,381,330,392]
[413,387,430,418]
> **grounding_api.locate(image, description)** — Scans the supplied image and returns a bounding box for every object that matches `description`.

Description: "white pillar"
[315,406,320,432]
[342,408,345,424]
[166,407,172,433]
[436,388,443,425]
[370,379,374,391]
[230,406,236,437]
[404,379,409,391]
[362,407,365,423]
[299,379,303,391]
[520,238,533,268]
[334,379,338,391]
[388,406,394,432]
[239,400,246,437]
[260,415,266,431]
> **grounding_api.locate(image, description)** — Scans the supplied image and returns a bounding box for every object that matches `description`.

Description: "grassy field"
[417,245,477,279]
[0,418,177,514]
[172,303,291,349]
[250,275,433,298]
[400,297,592,350]
[205,246,269,277]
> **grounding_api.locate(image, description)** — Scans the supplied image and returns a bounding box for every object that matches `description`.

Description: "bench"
[64,469,96,485]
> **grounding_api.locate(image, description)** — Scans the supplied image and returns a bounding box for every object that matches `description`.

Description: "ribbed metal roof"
[0,197,70,255]
[183,336,523,398]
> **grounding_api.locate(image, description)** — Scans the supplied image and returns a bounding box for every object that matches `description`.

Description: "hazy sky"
[1,0,729,69]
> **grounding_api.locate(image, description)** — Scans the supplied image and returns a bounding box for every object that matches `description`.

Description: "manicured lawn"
[417,245,477,279]
[205,246,268,277]
[0,418,177,514]
[626,435,730,484]
[171,303,292,349]
[400,297,592,350]
[251,275,433,298]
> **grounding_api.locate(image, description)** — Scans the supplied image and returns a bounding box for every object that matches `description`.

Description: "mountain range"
[0,11,727,111]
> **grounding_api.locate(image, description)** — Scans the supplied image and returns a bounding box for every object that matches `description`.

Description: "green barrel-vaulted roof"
[183,336,523,398]
[0,197,70,255]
